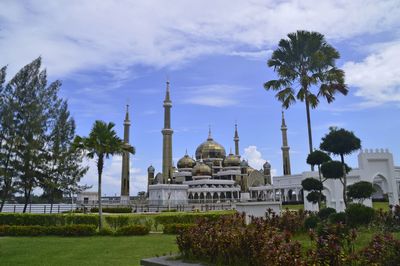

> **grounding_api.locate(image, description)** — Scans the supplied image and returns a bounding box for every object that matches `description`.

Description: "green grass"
[0,234,178,266]
[284,202,391,211]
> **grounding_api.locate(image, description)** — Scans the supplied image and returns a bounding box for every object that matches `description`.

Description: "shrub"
[318,207,336,220]
[116,225,149,236]
[105,216,130,230]
[161,209,177,212]
[345,204,375,227]
[304,216,319,230]
[328,212,346,224]
[90,207,132,213]
[359,233,400,265]
[0,225,96,236]
[154,212,233,226]
[163,223,194,234]
[98,227,114,236]
[0,213,98,226]
[264,209,307,233]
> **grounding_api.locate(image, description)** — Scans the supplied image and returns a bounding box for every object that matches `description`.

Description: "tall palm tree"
[264,30,348,170]
[74,121,135,229]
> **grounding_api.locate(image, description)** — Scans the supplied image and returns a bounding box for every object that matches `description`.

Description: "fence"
[1,204,77,214]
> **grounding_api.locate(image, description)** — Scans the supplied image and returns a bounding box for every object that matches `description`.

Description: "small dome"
[223,153,240,167]
[195,130,226,160]
[192,161,212,176]
[263,161,271,169]
[240,160,249,167]
[147,165,155,173]
[177,154,196,169]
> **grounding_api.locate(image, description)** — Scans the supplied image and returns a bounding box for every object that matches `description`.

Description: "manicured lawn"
[0,234,178,266]
[284,202,391,211]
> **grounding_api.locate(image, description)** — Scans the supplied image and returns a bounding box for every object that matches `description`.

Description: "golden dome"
[192,161,212,176]
[177,153,196,169]
[195,130,226,160]
[223,152,240,167]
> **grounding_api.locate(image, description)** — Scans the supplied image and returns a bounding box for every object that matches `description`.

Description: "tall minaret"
[281,111,291,175]
[234,124,240,156]
[121,105,130,201]
[161,81,173,184]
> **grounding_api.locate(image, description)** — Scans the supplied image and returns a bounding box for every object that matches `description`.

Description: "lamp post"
[167,177,171,211]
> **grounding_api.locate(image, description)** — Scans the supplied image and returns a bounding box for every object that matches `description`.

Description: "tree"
[74,121,135,229]
[40,101,89,213]
[320,127,361,207]
[264,30,348,170]
[301,177,323,208]
[347,181,375,204]
[306,150,331,207]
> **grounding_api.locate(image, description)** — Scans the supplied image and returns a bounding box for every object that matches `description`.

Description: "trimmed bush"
[105,216,130,230]
[116,225,149,236]
[90,207,131,213]
[154,212,234,226]
[0,225,96,236]
[0,213,98,226]
[163,223,194,234]
[318,208,336,220]
[98,227,114,236]
[345,204,375,227]
[328,212,346,224]
[304,216,319,230]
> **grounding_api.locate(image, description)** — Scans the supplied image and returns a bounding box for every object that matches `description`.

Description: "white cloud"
[182,84,249,107]
[243,145,267,170]
[1,0,399,78]
[343,40,400,105]
[81,155,145,196]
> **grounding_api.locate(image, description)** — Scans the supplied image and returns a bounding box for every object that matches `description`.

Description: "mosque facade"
[145,81,400,211]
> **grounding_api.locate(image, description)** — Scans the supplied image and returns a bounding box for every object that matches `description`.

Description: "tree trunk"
[304,94,314,171]
[22,189,31,213]
[0,198,5,212]
[340,154,347,208]
[318,164,322,209]
[97,155,104,230]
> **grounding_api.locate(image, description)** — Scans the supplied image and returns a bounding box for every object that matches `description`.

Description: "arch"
[194,193,199,200]
[220,192,226,200]
[372,183,385,200]
[288,189,293,201]
[188,193,193,200]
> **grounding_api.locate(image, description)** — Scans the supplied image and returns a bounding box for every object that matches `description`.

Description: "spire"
[161,80,173,184]
[164,80,171,102]
[207,125,213,140]
[124,104,130,123]
[281,111,287,128]
[234,123,240,156]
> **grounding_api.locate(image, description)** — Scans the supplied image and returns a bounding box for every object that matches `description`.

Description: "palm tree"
[74,121,135,229]
[264,30,348,170]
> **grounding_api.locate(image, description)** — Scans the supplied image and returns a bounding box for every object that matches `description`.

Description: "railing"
[1,204,77,214]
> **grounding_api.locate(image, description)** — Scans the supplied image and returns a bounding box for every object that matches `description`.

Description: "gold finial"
[207,125,212,140]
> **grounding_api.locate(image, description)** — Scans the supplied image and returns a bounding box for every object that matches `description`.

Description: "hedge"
[0,225,96,236]
[154,212,234,226]
[116,225,149,236]
[163,223,194,234]
[0,213,98,226]
[90,207,132,213]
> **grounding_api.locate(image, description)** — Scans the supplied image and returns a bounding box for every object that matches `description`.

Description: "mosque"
[114,81,400,212]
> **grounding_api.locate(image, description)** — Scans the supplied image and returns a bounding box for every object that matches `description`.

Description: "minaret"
[120,105,130,201]
[281,111,291,175]
[162,81,173,184]
[234,123,240,156]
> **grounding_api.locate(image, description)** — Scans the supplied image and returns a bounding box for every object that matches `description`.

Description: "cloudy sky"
[1,0,400,196]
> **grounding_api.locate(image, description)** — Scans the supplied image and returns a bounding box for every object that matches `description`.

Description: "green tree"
[74,121,135,229]
[347,181,375,204]
[320,127,361,207]
[301,177,324,208]
[264,30,348,170]
[306,150,331,207]
[41,101,89,213]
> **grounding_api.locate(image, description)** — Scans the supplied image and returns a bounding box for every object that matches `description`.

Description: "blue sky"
[1,0,400,196]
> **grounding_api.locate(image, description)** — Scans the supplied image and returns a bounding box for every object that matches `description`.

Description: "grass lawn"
[0,234,178,266]
[284,202,391,211]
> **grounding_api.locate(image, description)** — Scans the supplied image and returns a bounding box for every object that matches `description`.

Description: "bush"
[163,223,194,234]
[304,216,319,230]
[359,233,400,265]
[105,216,130,230]
[345,204,375,227]
[98,227,114,236]
[0,224,96,236]
[116,225,149,236]
[154,212,233,226]
[161,209,178,212]
[328,212,346,224]
[0,213,98,226]
[318,207,336,220]
[90,207,132,213]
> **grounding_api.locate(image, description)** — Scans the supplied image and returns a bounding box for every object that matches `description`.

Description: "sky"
[1,0,400,196]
